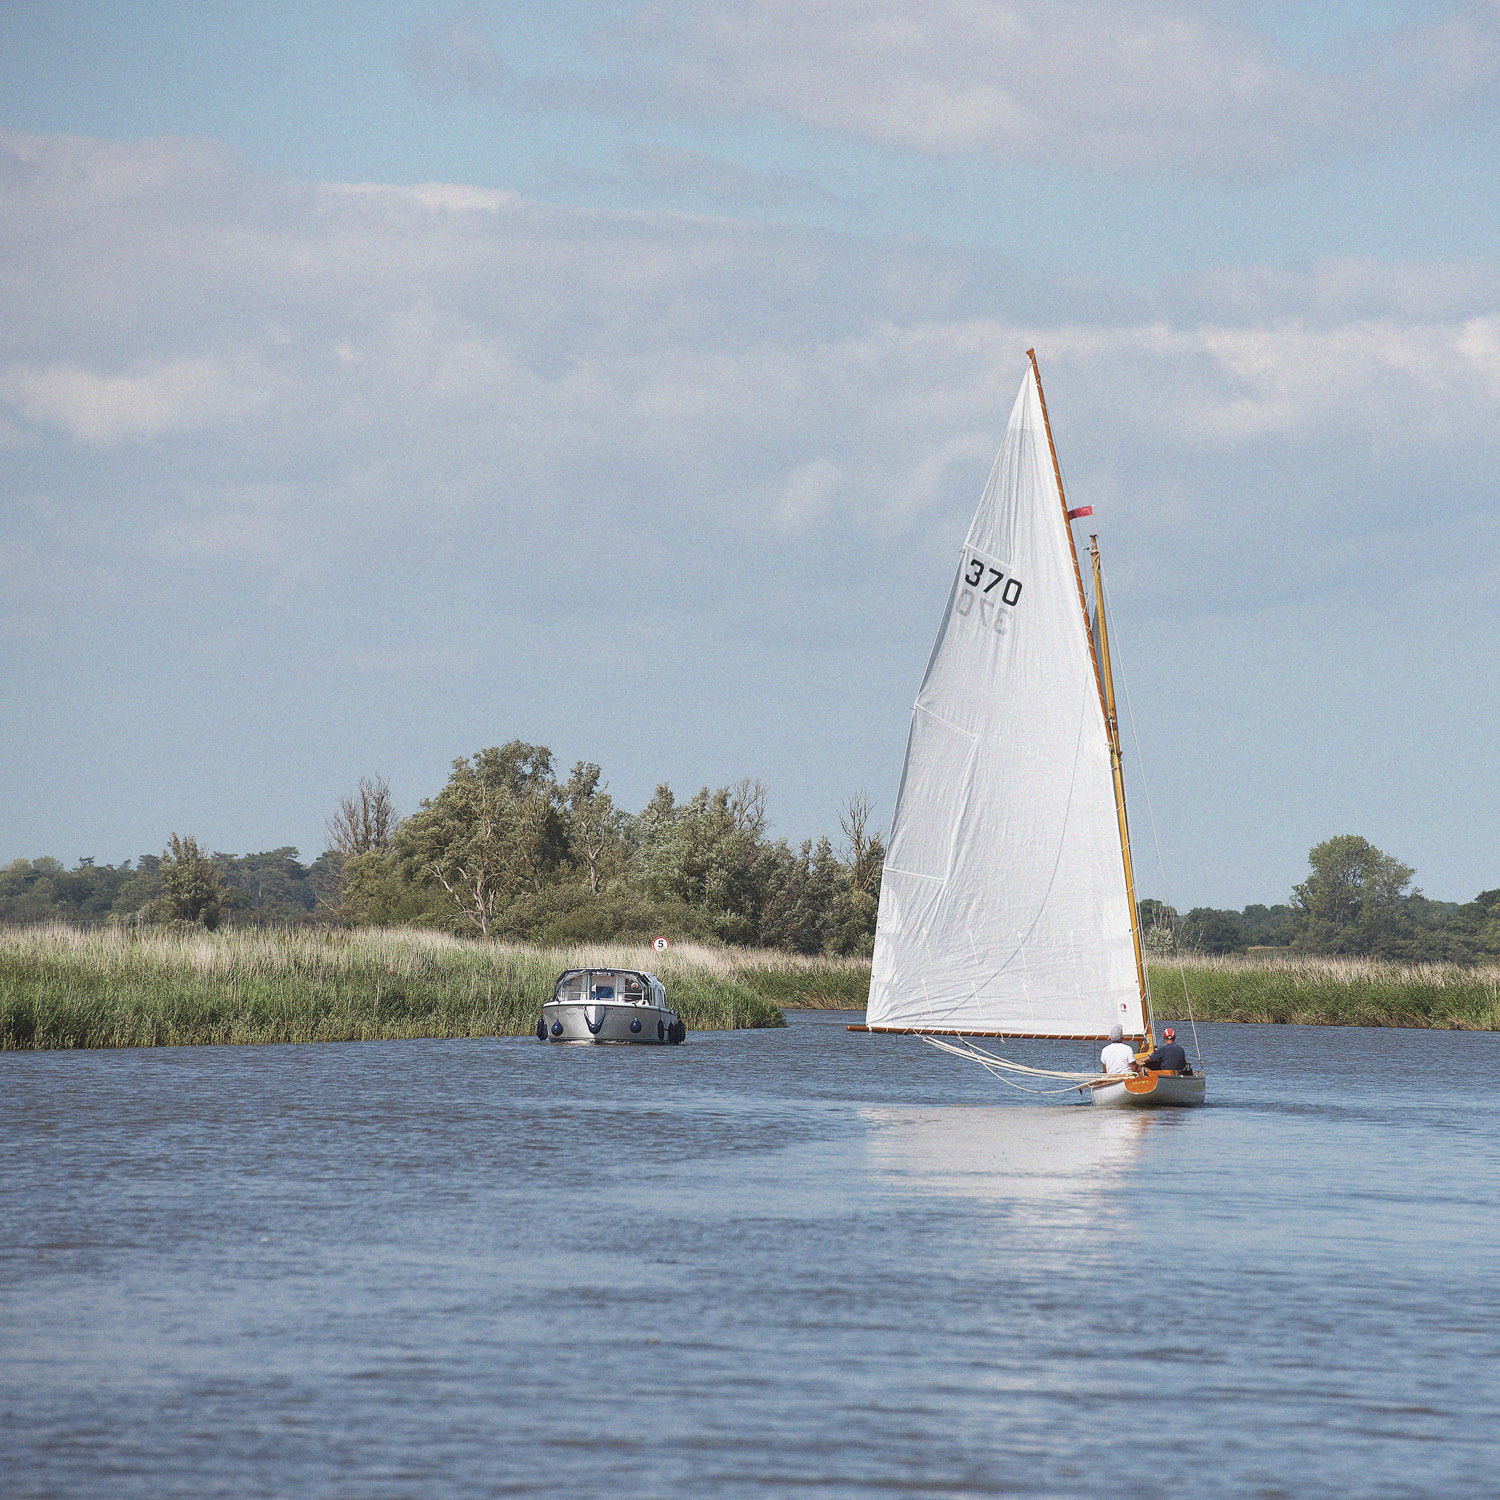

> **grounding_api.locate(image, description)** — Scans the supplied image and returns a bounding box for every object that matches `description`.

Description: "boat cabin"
[551,968,666,1008]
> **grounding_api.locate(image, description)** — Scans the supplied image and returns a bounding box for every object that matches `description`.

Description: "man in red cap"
[1139,1026,1191,1075]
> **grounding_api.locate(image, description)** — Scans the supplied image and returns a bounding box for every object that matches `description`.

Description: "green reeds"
[9,927,1494,1049]
[0,925,785,1050]
[1147,953,1500,1030]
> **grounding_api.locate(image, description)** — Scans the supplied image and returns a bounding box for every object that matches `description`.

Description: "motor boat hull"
[541,999,682,1045]
[1089,1070,1205,1108]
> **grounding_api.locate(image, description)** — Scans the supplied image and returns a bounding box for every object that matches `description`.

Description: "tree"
[1178,907,1245,955]
[731,778,769,838]
[838,791,885,897]
[397,742,566,935]
[1292,835,1417,954]
[327,775,398,856]
[157,834,225,928]
[564,761,623,895]
[639,785,761,933]
[1138,898,1179,955]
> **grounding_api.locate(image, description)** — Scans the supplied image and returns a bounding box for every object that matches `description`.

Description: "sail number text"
[956,552,1022,634]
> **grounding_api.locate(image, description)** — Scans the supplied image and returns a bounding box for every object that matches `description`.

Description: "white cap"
[1108,1024,1123,1042]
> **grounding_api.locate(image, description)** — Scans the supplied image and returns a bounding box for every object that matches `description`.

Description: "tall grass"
[9,928,1494,1049]
[1149,953,1500,1030]
[0,925,787,1050]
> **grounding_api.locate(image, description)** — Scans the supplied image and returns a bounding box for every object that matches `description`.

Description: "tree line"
[1139,835,1500,964]
[0,742,886,955]
[4,759,1496,962]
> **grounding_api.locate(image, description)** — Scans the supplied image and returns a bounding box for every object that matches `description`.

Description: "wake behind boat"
[851,351,1205,1106]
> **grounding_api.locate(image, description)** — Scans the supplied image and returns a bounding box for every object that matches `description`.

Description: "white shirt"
[1100,1040,1136,1075]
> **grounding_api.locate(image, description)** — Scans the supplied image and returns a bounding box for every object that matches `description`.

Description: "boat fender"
[586,1014,604,1035]
[630,1018,642,1033]
[536,1018,546,1041]
[550,1020,564,1037]
[658,1019,665,1041]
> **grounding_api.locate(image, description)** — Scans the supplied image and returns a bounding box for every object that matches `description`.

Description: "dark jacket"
[1142,1041,1190,1073]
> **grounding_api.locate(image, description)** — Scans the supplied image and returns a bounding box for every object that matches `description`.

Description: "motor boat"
[538,967,685,1045]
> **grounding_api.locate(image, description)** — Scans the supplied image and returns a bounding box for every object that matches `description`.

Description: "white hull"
[541,1000,681,1045]
[1089,1071,1205,1108]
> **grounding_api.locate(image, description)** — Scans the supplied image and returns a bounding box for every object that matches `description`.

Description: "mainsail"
[866,360,1146,1039]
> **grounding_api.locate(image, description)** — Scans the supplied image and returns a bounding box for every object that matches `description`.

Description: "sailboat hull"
[1089,1071,1205,1108]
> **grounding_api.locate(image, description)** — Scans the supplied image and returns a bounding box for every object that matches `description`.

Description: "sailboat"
[851,352,1205,1108]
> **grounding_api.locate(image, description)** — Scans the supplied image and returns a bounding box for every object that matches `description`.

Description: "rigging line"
[922,1034,1100,1081]
[920,1037,1100,1094]
[1098,570,1204,1072]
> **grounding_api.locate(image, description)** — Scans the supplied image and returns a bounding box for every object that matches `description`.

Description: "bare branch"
[327,775,399,856]
[731,777,769,838]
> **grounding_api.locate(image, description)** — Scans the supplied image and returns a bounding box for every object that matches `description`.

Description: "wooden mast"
[1090,536,1152,1043]
[1026,349,1151,1044]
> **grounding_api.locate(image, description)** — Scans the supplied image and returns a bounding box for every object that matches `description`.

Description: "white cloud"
[2,127,1499,901]
[598,1,1500,173]
[775,456,844,529]
[0,355,271,445]
[3,126,1499,568]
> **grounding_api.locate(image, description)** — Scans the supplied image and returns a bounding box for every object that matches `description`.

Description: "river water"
[2,1012,1497,1498]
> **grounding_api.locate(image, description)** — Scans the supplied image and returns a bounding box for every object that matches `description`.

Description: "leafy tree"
[1239,903,1298,948]
[1178,907,1246,955]
[397,742,566,935]
[638,784,761,932]
[1293,835,1416,954]
[563,761,623,895]
[335,848,444,927]
[1138,898,1179,955]
[156,834,226,928]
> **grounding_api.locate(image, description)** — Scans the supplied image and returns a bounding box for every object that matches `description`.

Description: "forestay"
[867,365,1145,1038]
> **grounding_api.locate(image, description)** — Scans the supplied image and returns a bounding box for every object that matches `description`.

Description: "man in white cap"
[1099,1023,1137,1077]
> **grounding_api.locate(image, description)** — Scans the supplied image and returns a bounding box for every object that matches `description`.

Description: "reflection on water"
[865,1104,1149,1206]
[2,1013,1499,1499]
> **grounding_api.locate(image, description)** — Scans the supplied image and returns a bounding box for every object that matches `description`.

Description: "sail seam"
[910,703,977,740]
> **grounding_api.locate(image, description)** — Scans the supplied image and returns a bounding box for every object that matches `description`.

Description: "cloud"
[775,456,844,529]
[404,8,510,99]
[0,355,270,445]
[623,143,853,214]
[3,125,1498,592]
[2,127,1499,902]
[590,1,1500,174]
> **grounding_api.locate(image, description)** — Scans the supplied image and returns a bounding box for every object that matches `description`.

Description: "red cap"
[1163,1026,1176,1039]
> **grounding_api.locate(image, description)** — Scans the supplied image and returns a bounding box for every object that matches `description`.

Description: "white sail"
[867,364,1145,1038]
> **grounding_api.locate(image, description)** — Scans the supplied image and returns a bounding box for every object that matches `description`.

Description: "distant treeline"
[5,758,1496,964]
[0,743,885,956]
[1140,835,1500,965]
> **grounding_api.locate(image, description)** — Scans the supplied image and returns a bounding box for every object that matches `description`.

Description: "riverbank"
[0,925,798,1049]
[779,951,1500,1030]
[1153,953,1500,1030]
[8,928,1496,1048]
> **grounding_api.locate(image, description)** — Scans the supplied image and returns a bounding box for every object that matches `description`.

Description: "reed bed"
[0,925,788,1050]
[1149,953,1500,1031]
[8,927,1495,1049]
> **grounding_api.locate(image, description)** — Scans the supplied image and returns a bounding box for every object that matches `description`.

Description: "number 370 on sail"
[955,550,1023,634]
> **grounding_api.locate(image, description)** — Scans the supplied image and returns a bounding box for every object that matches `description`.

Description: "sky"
[2,0,1498,909]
